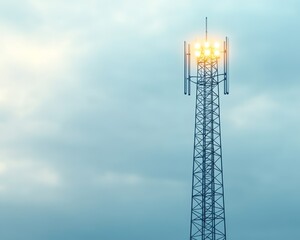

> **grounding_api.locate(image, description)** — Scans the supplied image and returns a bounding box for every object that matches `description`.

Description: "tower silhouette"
[183,18,229,240]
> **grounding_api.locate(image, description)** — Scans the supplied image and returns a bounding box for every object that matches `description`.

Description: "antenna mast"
[205,17,208,41]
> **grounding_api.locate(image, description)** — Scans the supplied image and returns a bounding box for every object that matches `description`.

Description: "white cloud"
[0,158,63,202]
[213,0,297,15]
[96,171,141,186]
[0,162,7,174]
[0,25,81,118]
[0,32,70,73]
[95,171,185,188]
[226,94,278,130]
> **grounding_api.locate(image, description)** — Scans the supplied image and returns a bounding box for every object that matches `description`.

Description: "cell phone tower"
[183,18,229,240]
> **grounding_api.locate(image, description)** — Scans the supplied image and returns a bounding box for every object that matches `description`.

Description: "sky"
[0,0,300,239]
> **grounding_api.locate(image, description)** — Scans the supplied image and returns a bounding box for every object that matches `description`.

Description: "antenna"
[224,37,229,95]
[183,41,191,95]
[205,17,208,41]
[187,43,191,95]
[184,41,187,94]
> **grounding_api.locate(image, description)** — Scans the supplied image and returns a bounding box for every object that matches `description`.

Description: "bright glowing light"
[195,50,201,57]
[214,50,220,56]
[204,49,211,56]
[204,42,210,48]
[194,42,201,49]
[214,42,220,49]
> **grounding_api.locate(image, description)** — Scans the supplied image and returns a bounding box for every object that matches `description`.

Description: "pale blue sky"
[0,0,299,239]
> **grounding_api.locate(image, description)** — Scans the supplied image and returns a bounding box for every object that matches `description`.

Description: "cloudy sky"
[0,0,299,239]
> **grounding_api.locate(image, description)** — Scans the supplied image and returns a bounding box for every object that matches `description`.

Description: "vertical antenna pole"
[227,37,229,94]
[188,43,191,95]
[223,40,226,95]
[205,17,208,41]
[184,41,187,95]
[223,37,229,95]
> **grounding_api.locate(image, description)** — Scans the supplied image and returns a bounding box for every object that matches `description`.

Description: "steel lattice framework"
[190,56,226,240]
[184,19,229,240]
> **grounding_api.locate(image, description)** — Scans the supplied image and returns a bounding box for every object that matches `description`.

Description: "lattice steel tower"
[183,18,229,240]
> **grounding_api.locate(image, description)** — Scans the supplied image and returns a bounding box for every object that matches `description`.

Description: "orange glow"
[194,42,201,49]
[191,39,222,59]
[214,42,220,49]
[214,50,220,57]
[204,49,210,56]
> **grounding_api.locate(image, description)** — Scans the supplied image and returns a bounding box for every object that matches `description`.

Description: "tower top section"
[183,18,229,95]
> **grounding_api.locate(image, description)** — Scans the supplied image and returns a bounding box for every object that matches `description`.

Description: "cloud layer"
[0,0,300,239]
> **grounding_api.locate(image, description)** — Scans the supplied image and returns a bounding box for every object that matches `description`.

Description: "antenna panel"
[187,44,191,95]
[224,37,229,95]
[184,41,187,95]
[184,41,191,96]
